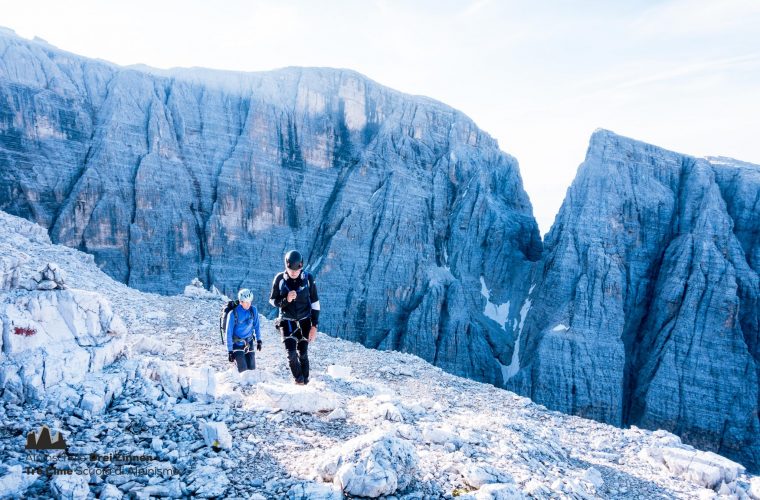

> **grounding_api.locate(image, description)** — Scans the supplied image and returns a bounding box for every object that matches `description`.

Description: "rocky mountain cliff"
[1,29,758,474]
[0,29,541,387]
[506,129,760,472]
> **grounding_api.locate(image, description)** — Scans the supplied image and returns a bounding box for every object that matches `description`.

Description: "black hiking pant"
[280,318,311,383]
[233,339,256,372]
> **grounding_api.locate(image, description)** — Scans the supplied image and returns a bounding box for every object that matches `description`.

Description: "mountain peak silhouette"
[25,425,66,450]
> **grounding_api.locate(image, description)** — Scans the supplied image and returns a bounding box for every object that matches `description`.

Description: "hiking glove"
[228,351,234,362]
[256,340,262,351]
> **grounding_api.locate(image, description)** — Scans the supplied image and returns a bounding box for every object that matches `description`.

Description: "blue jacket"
[226,304,260,351]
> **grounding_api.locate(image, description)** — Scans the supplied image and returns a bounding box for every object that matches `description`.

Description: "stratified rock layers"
[0,32,541,386]
[507,130,760,471]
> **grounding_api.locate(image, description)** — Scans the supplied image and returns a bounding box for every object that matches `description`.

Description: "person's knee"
[287,349,299,362]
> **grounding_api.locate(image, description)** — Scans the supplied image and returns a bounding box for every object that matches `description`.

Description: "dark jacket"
[269,270,320,326]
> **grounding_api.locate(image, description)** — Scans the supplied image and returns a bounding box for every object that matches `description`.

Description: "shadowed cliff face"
[0,32,542,387]
[506,130,760,472]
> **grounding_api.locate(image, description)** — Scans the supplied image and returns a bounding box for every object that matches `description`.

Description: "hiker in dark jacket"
[269,250,320,385]
[226,289,261,373]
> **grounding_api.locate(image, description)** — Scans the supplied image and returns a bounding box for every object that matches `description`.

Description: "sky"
[2,0,759,235]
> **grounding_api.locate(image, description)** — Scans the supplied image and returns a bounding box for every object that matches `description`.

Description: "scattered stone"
[151,437,163,452]
[200,421,233,450]
[581,467,604,490]
[750,477,760,500]
[258,383,339,413]
[51,472,90,499]
[287,482,343,499]
[326,408,347,421]
[462,482,525,499]
[461,464,512,489]
[318,430,418,497]
[326,365,352,379]
[186,465,230,498]
[99,483,124,499]
[374,402,403,422]
[0,465,35,498]
[421,425,458,445]
[641,447,745,489]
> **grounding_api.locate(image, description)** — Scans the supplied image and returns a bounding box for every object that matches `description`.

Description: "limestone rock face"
[0,31,541,386]
[0,287,127,402]
[506,130,760,472]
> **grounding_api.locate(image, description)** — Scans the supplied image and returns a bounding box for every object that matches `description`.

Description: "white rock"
[144,310,168,320]
[461,464,512,489]
[523,479,550,496]
[258,383,339,413]
[287,482,343,499]
[750,477,760,500]
[374,402,403,422]
[581,467,604,490]
[133,336,171,355]
[0,465,35,498]
[80,392,107,414]
[0,289,126,402]
[657,447,746,489]
[186,465,230,498]
[99,483,124,499]
[140,479,183,497]
[141,360,185,398]
[318,430,418,497]
[469,482,525,499]
[396,366,413,377]
[188,367,219,402]
[717,481,732,496]
[327,365,352,379]
[395,424,421,441]
[652,429,682,446]
[327,408,347,421]
[50,472,90,499]
[183,281,219,299]
[0,253,27,291]
[36,279,58,290]
[421,425,458,445]
[200,421,233,450]
[151,437,163,452]
[237,369,275,386]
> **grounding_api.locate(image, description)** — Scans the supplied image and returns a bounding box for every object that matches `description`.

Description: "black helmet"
[284,250,303,270]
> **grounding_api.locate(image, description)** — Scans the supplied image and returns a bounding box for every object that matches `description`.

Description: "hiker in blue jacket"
[226,289,261,373]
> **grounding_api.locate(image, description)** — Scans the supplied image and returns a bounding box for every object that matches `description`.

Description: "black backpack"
[219,300,239,345]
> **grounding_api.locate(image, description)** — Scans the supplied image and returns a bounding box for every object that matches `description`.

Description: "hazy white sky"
[2,0,759,234]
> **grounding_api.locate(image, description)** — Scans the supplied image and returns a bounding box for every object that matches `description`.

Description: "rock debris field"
[0,210,758,499]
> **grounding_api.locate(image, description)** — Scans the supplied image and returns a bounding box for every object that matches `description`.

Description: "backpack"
[219,300,240,345]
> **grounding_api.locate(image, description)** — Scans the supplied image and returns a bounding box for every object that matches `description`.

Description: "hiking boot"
[294,377,305,385]
[303,377,309,385]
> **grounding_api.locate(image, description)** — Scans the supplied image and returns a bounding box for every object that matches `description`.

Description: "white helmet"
[238,289,253,303]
